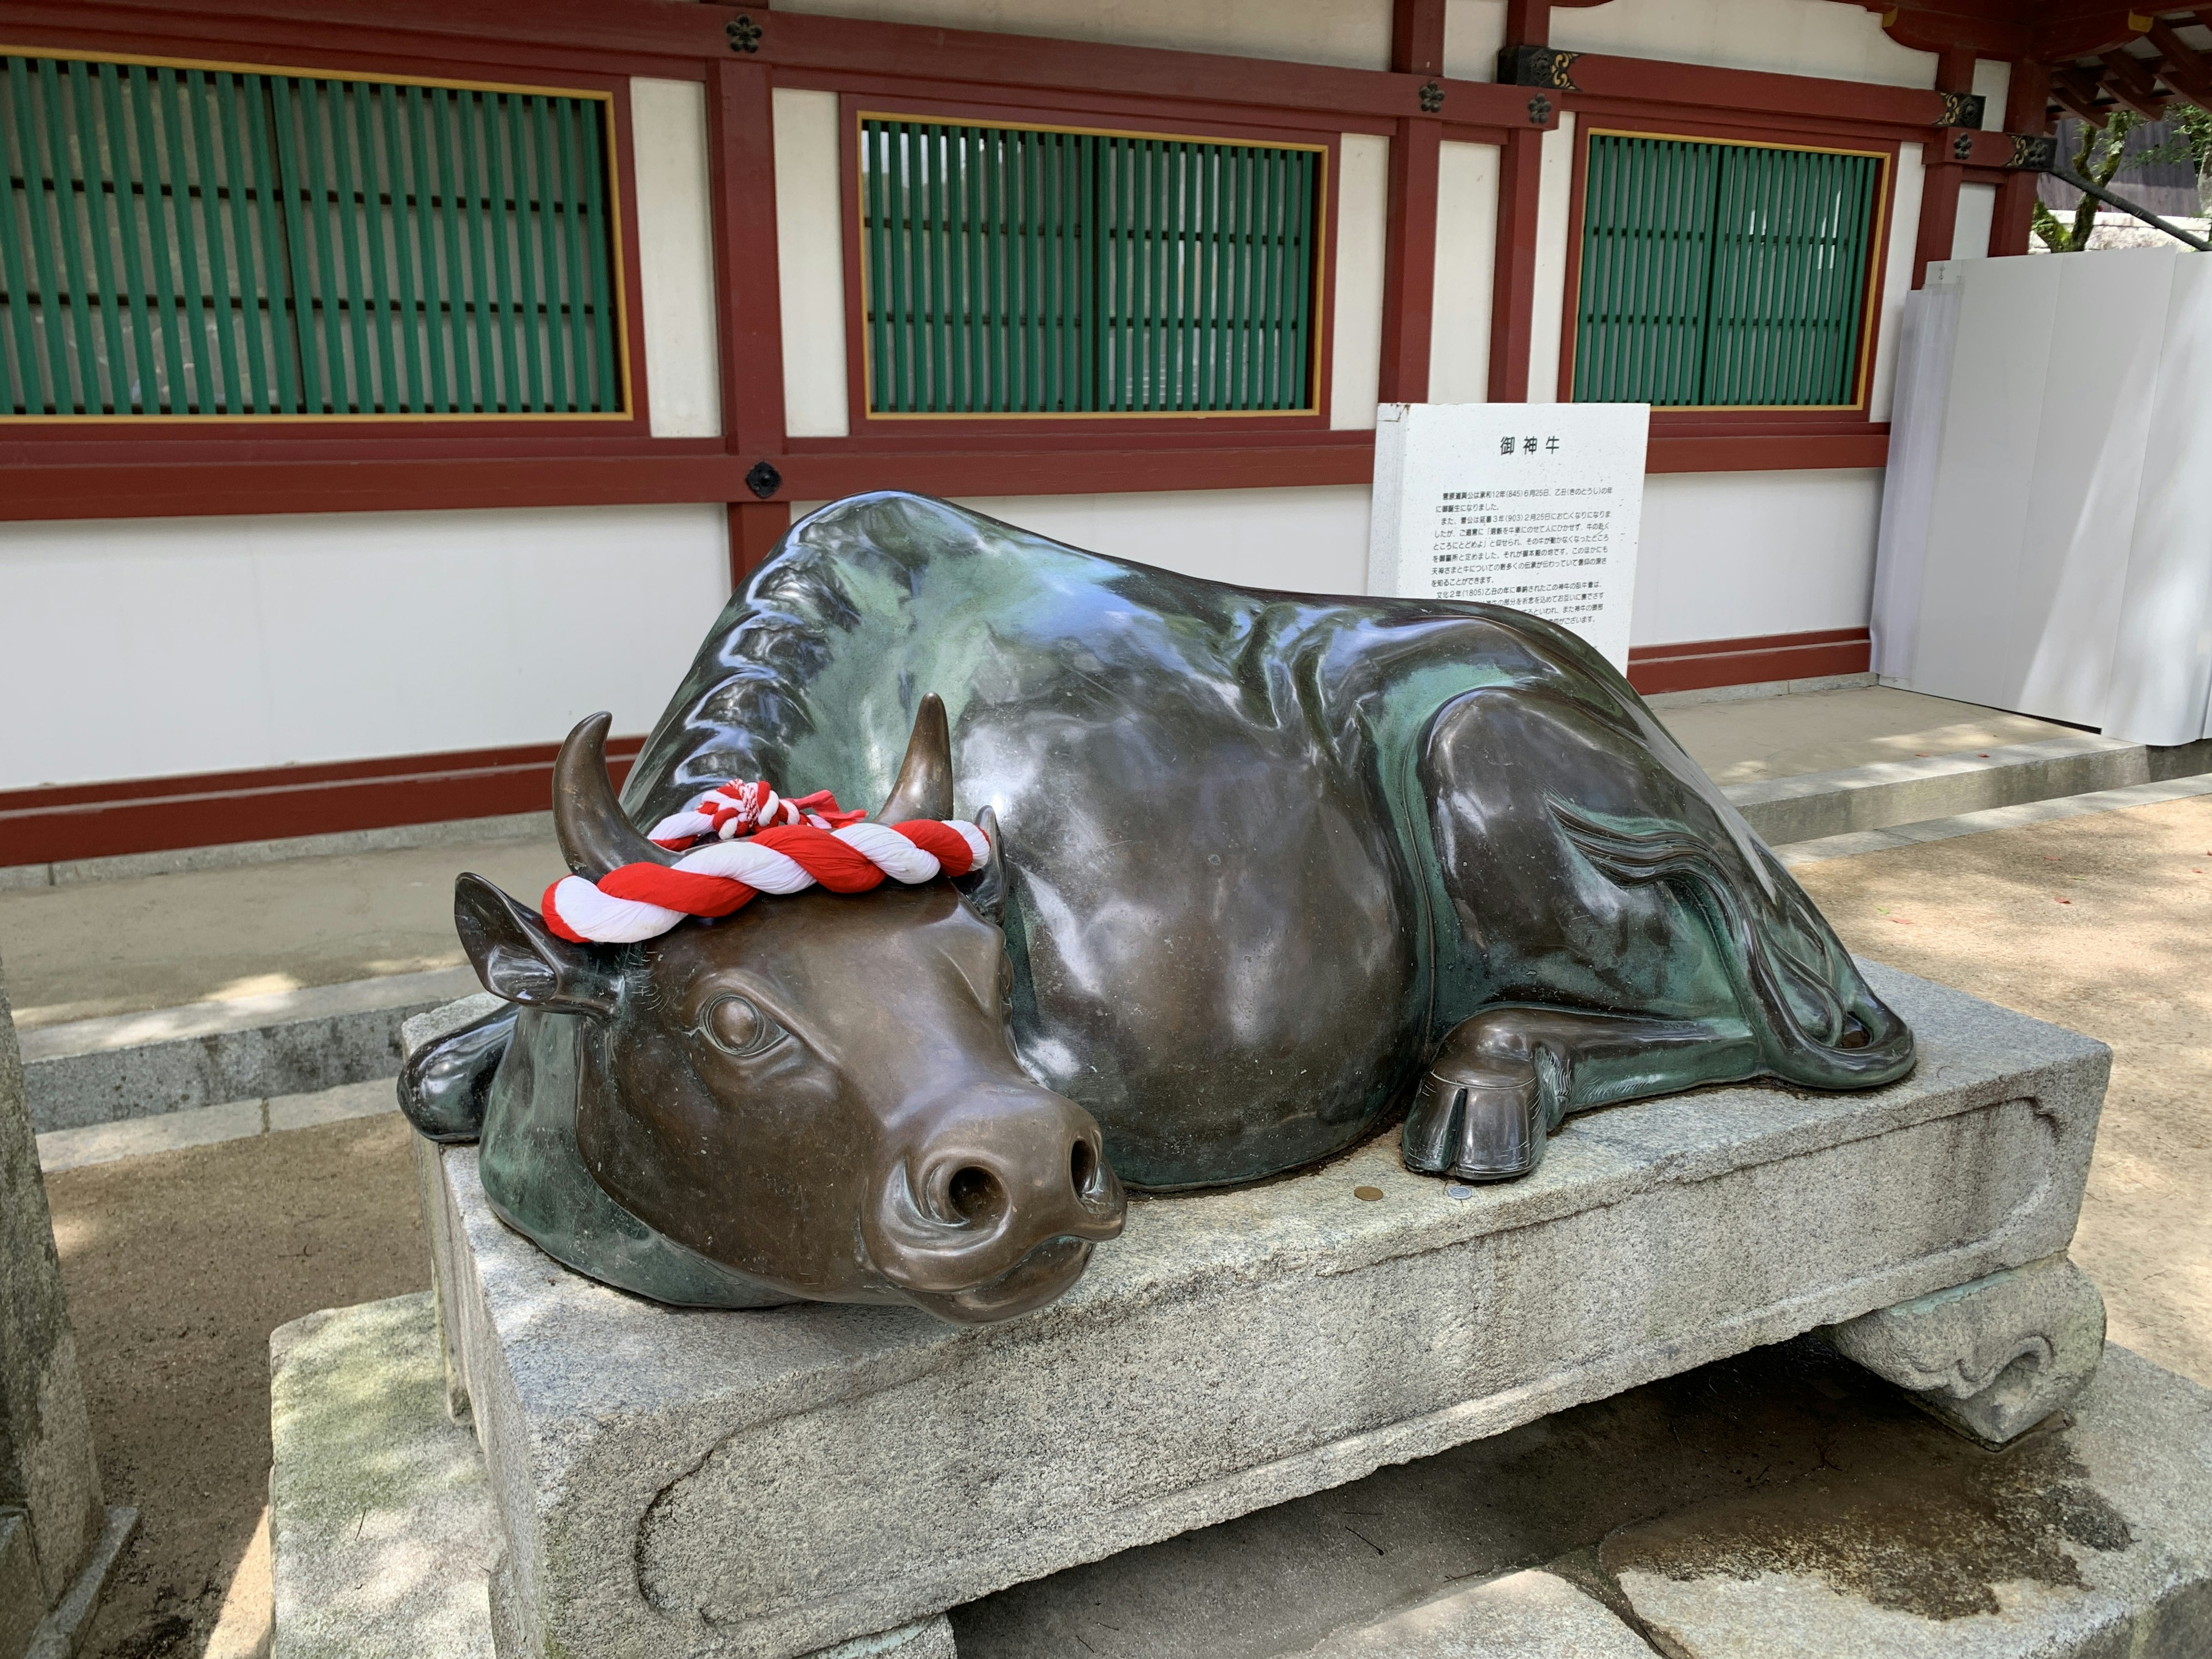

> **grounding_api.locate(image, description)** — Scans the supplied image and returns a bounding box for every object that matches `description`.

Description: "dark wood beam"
[2098,48,2171,117]
[2146,18,2212,101]
[2050,64,2115,124]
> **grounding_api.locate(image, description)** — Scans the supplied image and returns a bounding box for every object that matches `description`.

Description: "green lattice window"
[1571,133,1885,409]
[859,116,1322,416]
[0,52,624,418]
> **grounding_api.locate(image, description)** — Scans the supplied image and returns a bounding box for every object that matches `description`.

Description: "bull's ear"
[454,873,620,1018]
[956,805,1006,925]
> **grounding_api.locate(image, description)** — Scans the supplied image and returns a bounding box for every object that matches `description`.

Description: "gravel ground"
[33,795,2212,1656]
[46,1113,426,1659]
[1790,792,2212,1391]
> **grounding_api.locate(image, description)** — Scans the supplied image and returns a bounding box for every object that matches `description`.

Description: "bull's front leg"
[1402,1005,1759,1181]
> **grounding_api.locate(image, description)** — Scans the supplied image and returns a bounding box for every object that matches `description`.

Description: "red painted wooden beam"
[1555,52,1975,129]
[711,59,787,461]
[1487,129,1545,402]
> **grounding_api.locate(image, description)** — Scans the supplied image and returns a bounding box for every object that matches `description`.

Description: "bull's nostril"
[1070,1139,1096,1195]
[946,1165,1005,1226]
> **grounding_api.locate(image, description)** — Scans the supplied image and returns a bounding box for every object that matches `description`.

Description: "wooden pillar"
[1991,60,2053,257]
[728,501,792,588]
[1380,0,1446,404]
[1911,46,1976,286]
[1487,130,1544,401]
[1488,0,1550,401]
[709,58,791,592]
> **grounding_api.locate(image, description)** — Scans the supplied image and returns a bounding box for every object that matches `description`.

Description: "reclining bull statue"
[403,491,1912,1325]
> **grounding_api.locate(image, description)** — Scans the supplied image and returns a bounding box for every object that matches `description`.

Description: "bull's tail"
[1550,802,1914,1090]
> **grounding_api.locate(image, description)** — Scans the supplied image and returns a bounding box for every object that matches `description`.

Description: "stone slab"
[0,956,108,1654]
[1725,733,2149,846]
[275,1305,2212,1659]
[23,1506,138,1659]
[267,1293,957,1659]
[269,1294,503,1659]
[1605,1346,2212,1658]
[20,967,473,1132]
[1296,1571,1652,1657]
[420,961,2110,1659]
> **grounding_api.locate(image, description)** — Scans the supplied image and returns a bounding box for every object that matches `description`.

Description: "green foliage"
[2032,104,2212,254]
[2033,110,2146,253]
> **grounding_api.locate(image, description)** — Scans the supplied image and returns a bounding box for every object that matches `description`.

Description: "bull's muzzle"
[866,1085,1126,1323]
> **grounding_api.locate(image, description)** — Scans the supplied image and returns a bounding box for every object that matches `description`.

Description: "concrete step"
[19,965,475,1135]
[1724,733,2212,846]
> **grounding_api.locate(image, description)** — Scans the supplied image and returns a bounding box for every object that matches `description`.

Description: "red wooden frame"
[830,90,1344,442]
[0,39,661,446]
[1626,627,1872,695]
[0,733,643,867]
[0,0,2044,536]
[1552,114,1903,421]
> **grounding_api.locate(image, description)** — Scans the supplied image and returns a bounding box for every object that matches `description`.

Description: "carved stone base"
[1825,1252,2107,1446]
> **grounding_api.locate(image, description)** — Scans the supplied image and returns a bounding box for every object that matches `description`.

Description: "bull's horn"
[873,694,955,823]
[552,713,676,878]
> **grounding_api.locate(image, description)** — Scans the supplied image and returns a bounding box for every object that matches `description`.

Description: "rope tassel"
[543,793,990,945]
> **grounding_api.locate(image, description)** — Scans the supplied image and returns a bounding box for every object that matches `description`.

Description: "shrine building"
[0,0,2195,862]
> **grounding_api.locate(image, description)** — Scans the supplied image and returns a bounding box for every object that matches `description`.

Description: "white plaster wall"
[775,89,851,438]
[772,0,1392,70]
[630,79,723,438]
[1430,141,1499,402]
[793,487,1374,594]
[1972,58,2010,128]
[0,507,731,789]
[1631,469,1884,646]
[1550,0,1936,86]
[1441,0,1507,80]
[1869,143,1924,421]
[1953,183,1997,260]
[1331,134,1391,430]
[1526,113,1577,403]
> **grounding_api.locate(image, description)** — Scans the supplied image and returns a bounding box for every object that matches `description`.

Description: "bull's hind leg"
[1404,683,1912,1181]
[1403,1005,1758,1180]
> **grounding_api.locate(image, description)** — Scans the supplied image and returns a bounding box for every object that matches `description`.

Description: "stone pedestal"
[416,962,2111,1659]
[0,957,134,1659]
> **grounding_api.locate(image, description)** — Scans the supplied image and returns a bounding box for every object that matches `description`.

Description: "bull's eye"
[699,994,785,1059]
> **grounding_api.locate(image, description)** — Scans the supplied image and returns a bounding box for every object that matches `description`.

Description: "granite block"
[1605,1345,2212,1658]
[1298,1571,1653,1656]
[269,1295,501,1659]
[419,961,2109,1659]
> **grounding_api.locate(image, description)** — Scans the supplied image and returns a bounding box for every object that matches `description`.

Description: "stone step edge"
[20,965,476,1135]
[1776,770,2212,866]
[1726,733,2212,845]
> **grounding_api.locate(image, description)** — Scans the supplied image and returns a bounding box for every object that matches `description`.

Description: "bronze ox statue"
[403,491,1912,1324]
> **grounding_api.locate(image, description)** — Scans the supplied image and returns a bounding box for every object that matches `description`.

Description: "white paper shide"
[1367,402,1651,671]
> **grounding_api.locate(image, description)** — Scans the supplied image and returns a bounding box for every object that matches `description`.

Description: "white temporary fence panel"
[1367,402,1650,672]
[1873,249,2212,744]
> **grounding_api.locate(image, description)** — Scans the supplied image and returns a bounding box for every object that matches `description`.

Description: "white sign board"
[1366,402,1651,671]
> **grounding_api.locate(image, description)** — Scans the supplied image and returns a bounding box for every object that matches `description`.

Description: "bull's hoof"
[1402,1054,1548,1183]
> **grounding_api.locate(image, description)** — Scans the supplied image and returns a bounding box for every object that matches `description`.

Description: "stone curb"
[0,812,552,892]
[1777,771,2212,866]
[1727,733,2151,846]
[18,967,476,1134]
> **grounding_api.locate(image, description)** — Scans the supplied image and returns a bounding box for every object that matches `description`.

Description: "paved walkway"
[1655,682,2079,785]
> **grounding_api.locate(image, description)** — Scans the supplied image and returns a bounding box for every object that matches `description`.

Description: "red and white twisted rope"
[543,779,988,945]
